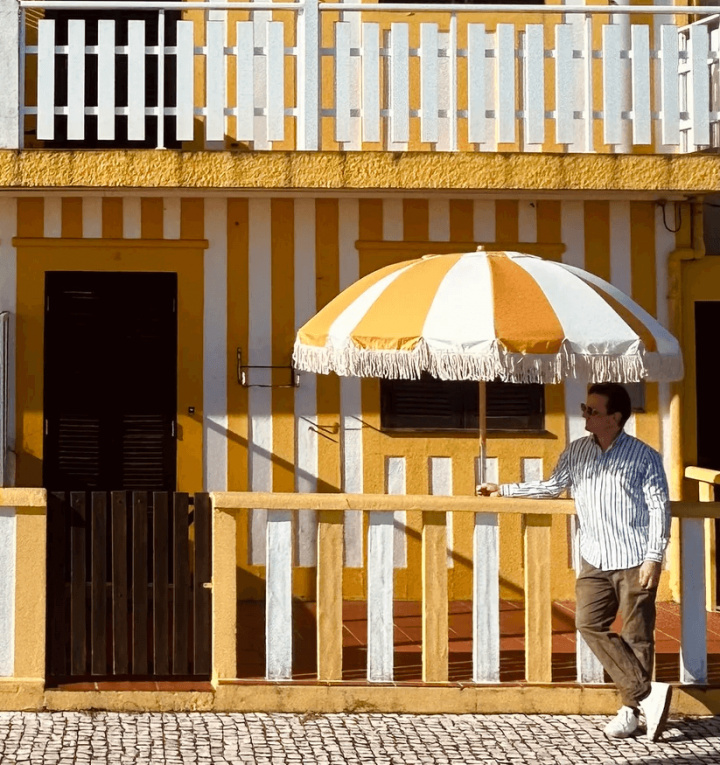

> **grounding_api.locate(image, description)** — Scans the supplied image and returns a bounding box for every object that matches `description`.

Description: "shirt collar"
[592,429,626,453]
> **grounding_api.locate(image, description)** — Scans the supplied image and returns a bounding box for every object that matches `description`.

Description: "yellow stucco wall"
[5,192,692,607]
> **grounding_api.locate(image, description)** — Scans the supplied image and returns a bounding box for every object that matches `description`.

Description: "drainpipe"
[666,200,705,600]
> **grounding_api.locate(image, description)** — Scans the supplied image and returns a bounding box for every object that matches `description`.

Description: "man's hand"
[639,560,662,589]
[476,483,501,497]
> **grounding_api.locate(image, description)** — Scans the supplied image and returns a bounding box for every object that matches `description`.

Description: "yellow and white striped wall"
[0,192,697,676]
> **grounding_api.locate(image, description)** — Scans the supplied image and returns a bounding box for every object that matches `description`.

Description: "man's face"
[582,392,622,437]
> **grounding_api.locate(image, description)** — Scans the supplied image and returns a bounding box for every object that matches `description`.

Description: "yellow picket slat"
[422,511,448,683]
[524,513,552,683]
[317,510,344,681]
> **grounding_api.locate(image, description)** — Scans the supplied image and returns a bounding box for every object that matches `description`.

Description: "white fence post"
[297,0,320,150]
[0,0,21,148]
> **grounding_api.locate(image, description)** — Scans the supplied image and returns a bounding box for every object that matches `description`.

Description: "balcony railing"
[4,2,720,153]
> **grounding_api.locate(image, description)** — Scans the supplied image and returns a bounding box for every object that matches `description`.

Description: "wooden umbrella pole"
[478,380,487,486]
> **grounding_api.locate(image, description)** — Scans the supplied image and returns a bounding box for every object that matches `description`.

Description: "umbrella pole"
[478,380,487,486]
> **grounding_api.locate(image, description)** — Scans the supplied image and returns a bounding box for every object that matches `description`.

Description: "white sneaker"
[639,682,673,742]
[603,706,639,739]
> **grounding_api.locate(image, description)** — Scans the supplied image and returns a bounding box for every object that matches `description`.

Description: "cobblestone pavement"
[0,711,719,764]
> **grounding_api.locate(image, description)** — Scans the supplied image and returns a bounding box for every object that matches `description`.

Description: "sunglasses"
[580,403,608,417]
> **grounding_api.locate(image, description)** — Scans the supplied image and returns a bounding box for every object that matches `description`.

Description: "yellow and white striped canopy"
[293,250,683,384]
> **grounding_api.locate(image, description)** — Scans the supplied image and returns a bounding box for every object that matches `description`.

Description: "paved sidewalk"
[0,711,719,764]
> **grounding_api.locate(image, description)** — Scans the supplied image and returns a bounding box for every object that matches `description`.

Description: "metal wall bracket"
[237,348,300,388]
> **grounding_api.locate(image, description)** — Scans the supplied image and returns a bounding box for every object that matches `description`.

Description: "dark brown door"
[695,300,720,603]
[43,271,177,492]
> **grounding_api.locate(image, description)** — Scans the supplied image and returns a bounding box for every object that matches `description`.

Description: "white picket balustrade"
[17,2,720,151]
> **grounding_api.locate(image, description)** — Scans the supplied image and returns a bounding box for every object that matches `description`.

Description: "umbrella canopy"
[293,249,683,384]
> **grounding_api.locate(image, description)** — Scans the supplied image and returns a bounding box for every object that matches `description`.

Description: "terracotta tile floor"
[235,599,720,684]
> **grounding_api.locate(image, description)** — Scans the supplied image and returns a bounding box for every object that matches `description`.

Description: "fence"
[212,489,720,688]
[15,1,720,152]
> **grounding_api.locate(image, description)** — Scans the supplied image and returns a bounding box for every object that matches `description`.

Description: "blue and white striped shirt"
[500,431,671,571]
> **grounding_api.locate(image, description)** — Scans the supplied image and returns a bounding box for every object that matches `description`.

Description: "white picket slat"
[235,23,254,142]
[496,24,516,144]
[386,457,407,569]
[127,20,146,141]
[37,20,56,141]
[205,20,226,142]
[473,513,500,683]
[631,24,651,145]
[602,23,622,146]
[66,20,86,140]
[524,24,544,145]
[690,24,710,147]
[97,20,116,140]
[361,23,380,143]
[420,23,439,144]
[660,25,680,146]
[267,21,285,142]
[467,23,487,144]
[266,510,293,681]
[390,23,410,144]
[555,23,574,145]
[175,21,195,142]
[367,512,394,682]
[680,517,708,685]
[335,21,351,144]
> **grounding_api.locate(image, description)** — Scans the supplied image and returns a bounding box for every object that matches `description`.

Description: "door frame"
[15,238,206,491]
[682,255,720,608]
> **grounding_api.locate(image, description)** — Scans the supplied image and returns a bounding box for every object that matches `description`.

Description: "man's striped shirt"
[500,431,670,571]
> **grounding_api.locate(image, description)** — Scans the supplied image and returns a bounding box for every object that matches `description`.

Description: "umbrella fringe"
[293,341,684,383]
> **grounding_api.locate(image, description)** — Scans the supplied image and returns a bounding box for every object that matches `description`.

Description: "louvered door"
[43,271,177,492]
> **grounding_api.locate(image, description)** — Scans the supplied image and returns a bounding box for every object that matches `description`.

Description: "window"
[380,376,545,432]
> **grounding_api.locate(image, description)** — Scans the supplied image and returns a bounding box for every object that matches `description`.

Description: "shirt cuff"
[644,552,664,564]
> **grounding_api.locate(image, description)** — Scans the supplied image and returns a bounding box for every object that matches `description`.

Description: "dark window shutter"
[43,272,177,492]
[380,375,544,432]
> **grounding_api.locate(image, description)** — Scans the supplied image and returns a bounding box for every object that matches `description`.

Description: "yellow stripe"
[403,199,428,242]
[102,198,123,239]
[315,200,341,494]
[495,200,518,244]
[180,198,204,239]
[630,202,657,316]
[630,202,659,448]
[271,198,296,497]
[351,254,463,352]
[449,199,474,242]
[359,199,383,244]
[536,201,561,261]
[488,254,564,354]
[61,198,82,238]
[17,199,43,238]
[584,201,610,282]
[141,198,164,239]
[298,259,415,348]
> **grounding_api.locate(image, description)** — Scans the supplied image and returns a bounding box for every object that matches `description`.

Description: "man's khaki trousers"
[575,559,656,707]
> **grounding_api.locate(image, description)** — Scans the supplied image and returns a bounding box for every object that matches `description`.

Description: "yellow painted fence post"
[212,505,238,683]
[317,509,344,681]
[524,513,552,683]
[422,511,448,683]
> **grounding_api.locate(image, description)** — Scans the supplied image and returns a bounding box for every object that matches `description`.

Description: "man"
[478,383,672,742]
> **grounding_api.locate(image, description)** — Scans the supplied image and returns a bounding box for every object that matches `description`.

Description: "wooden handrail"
[685,466,720,485]
[210,491,720,519]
